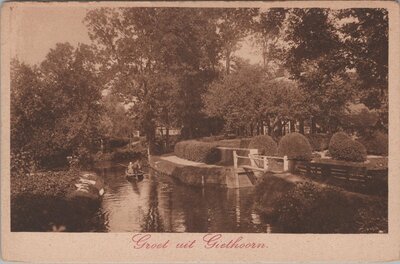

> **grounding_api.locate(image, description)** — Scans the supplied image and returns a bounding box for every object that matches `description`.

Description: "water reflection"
[12,162,275,232]
[97,163,272,233]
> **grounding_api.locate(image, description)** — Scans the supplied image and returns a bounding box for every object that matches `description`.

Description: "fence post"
[249,149,258,167]
[283,155,289,172]
[263,156,268,172]
[233,151,238,170]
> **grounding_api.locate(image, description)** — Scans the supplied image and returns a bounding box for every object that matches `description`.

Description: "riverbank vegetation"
[254,179,387,233]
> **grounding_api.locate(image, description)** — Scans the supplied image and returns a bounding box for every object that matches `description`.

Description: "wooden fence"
[295,160,388,193]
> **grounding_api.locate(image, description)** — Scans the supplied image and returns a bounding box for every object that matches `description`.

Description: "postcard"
[1,1,399,262]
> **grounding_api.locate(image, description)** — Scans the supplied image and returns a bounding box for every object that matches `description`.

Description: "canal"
[11,161,277,232]
[94,161,274,232]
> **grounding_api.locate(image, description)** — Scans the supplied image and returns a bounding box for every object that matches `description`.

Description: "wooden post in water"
[233,151,239,188]
[283,155,289,172]
[233,151,238,170]
[263,156,268,172]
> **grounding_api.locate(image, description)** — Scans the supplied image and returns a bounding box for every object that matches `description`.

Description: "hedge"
[306,133,331,151]
[328,132,350,159]
[358,131,388,156]
[329,132,367,162]
[174,140,220,164]
[278,132,312,160]
[248,135,278,156]
[239,138,252,149]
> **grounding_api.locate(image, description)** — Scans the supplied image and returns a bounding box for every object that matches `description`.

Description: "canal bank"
[11,170,105,231]
[149,154,255,188]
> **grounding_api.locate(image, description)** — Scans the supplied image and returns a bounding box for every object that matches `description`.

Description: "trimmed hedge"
[306,133,331,151]
[200,135,225,142]
[174,140,220,164]
[215,139,241,148]
[328,132,351,159]
[358,131,388,156]
[329,132,367,162]
[239,138,252,149]
[278,132,312,160]
[248,135,278,156]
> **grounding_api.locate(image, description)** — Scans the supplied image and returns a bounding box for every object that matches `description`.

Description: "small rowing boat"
[125,169,144,181]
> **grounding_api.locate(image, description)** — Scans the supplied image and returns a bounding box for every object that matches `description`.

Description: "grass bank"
[11,171,79,199]
[253,174,387,233]
[11,170,104,232]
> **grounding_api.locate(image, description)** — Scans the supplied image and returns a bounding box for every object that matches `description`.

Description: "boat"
[125,169,144,181]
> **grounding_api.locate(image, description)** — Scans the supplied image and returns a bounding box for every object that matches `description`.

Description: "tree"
[278,9,356,133]
[10,59,43,167]
[85,8,245,145]
[213,8,258,74]
[338,8,388,127]
[269,8,388,132]
[255,8,287,70]
[99,94,136,139]
[261,77,308,136]
[11,43,102,168]
[203,62,266,136]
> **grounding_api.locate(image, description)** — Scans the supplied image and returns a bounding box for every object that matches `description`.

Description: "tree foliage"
[254,8,388,132]
[203,62,265,134]
[11,43,102,168]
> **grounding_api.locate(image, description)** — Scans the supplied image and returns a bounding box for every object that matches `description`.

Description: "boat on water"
[125,169,144,181]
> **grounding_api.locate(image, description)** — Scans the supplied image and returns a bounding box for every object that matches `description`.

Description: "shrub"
[111,148,143,162]
[214,139,241,148]
[107,137,130,149]
[358,131,388,156]
[74,146,94,169]
[306,133,331,151]
[200,135,225,142]
[174,140,220,164]
[277,132,312,160]
[274,182,357,233]
[239,138,252,149]
[329,132,367,162]
[329,132,350,158]
[254,179,387,233]
[355,200,388,233]
[248,135,278,156]
[11,150,36,177]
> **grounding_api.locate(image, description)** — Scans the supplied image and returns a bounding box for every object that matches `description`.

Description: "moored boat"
[125,169,144,181]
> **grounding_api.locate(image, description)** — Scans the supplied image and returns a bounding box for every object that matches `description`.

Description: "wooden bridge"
[232,150,289,188]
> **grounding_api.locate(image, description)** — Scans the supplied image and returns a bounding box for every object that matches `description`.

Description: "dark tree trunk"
[299,119,305,134]
[166,127,170,152]
[275,119,282,137]
[226,49,231,75]
[311,117,317,134]
[290,120,296,132]
[266,117,271,135]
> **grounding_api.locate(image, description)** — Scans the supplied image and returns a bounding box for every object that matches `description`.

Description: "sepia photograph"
[7,3,391,235]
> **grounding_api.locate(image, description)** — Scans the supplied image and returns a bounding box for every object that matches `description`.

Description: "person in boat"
[127,162,134,174]
[127,160,141,175]
[132,160,141,173]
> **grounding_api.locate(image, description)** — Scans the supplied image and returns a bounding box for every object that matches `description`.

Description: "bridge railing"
[233,151,289,172]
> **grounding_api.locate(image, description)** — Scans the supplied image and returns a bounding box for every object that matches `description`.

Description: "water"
[12,161,275,233]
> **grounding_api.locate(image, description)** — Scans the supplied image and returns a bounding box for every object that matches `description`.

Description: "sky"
[11,6,262,66]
